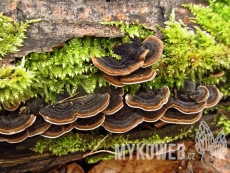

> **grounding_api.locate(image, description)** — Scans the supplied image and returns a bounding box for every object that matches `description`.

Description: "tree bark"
[0,0,207,59]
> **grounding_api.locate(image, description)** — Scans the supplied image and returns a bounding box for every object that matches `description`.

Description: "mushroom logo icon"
[195,121,227,161]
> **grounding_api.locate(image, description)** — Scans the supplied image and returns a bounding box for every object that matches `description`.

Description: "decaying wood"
[0,106,229,173]
[0,0,207,59]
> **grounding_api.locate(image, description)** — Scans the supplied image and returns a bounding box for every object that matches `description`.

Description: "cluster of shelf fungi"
[0,36,221,143]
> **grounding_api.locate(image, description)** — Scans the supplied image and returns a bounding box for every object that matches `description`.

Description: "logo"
[195,121,227,161]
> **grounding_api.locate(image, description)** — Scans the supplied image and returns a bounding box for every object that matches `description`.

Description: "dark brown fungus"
[42,123,74,138]
[92,40,149,76]
[172,98,206,114]
[103,90,124,115]
[112,40,148,62]
[39,102,76,125]
[73,93,110,118]
[2,100,20,111]
[0,106,36,135]
[142,106,168,122]
[206,85,221,108]
[160,108,202,124]
[102,105,143,133]
[102,73,124,87]
[0,129,29,143]
[210,70,225,77]
[120,67,157,85]
[142,36,163,68]
[125,86,170,111]
[92,56,144,76]
[189,86,209,103]
[28,115,51,137]
[74,113,105,130]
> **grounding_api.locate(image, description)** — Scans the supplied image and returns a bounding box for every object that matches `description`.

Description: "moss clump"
[184,0,230,45]
[0,66,34,107]
[24,21,154,102]
[101,20,154,42]
[0,13,41,57]
[32,126,192,157]
[216,115,230,135]
[144,10,230,89]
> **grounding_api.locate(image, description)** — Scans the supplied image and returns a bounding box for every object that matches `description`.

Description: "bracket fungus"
[102,105,143,133]
[120,67,157,85]
[0,106,36,135]
[141,35,164,68]
[0,129,29,143]
[160,108,203,124]
[91,55,144,76]
[39,102,76,125]
[73,93,110,118]
[141,106,168,122]
[206,85,221,108]
[170,98,207,114]
[28,115,51,137]
[102,73,124,87]
[74,113,105,130]
[2,101,20,111]
[125,86,170,111]
[42,123,74,139]
[189,86,209,103]
[102,90,124,115]
[92,36,163,87]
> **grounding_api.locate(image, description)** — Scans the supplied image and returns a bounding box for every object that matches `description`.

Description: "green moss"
[24,21,154,102]
[216,115,230,135]
[101,20,154,42]
[32,126,192,157]
[144,9,230,89]
[183,1,230,45]
[0,65,35,107]
[0,13,41,57]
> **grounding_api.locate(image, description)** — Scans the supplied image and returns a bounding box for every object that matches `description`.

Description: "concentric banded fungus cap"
[120,67,157,85]
[0,129,29,143]
[103,90,124,115]
[189,86,209,103]
[206,85,221,108]
[171,98,206,114]
[210,70,225,77]
[92,40,148,76]
[2,101,20,111]
[74,113,105,130]
[142,106,168,122]
[42,123,74,138]
[112,40,148,62]
[102,73,124,87]
[142,36,163,68]
[39,102,76,125]
[102,105,143,133]
[73,93,110,118]
[160,108,203,124]
[28,115,51,137]
[92,56,144,76]
[125,86,170,111]
[0,107,36,135]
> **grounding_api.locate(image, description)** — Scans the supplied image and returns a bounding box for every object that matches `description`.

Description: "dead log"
[0,0,207,59]
[0,107,229,173]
